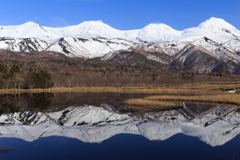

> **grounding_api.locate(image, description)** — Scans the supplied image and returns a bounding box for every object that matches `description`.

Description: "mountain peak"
[78,20,111,29]
[144,23,178,32]
[74,20,124,39]
[198,17,234,30]
[196,17,240,39]
[20,21,39,27]
[137,23,181,42]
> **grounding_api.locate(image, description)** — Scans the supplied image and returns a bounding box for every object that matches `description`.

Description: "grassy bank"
[0,82,240,94]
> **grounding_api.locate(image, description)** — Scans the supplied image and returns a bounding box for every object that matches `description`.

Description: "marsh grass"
[0,82,239,96]
[145,94,240,106]
[126,105,182,110]
[125,99,182,110]
[125,99,180,107]
[122,82,240,109]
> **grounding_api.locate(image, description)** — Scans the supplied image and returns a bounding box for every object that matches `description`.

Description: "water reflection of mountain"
[0,101,240,147]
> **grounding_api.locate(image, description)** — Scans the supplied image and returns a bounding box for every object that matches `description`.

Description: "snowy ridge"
[0,22,58,42]
[177,17,240,42]
[137,23,181,42]
[1,18,239,43]
[0,21,139,42]
[0,104,240,146]
[0,17,240,60]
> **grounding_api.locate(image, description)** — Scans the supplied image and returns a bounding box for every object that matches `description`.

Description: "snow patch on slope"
[47,37,134,58]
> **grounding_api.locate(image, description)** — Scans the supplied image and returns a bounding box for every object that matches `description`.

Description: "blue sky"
[0,0,239,30]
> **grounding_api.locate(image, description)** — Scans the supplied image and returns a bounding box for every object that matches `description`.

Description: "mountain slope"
[0,17,240,73]
[47,37,136,58]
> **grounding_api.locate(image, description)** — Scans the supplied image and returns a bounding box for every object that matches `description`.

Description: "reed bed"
[125,99,180,107]
[0,82,239,95]
[125,99,181,110]
[145,94,240,106]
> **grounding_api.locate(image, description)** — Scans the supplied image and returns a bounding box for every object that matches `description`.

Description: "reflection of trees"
[0,92,154,115]
[28,93,54,110]
[0,95,19,115]
[0,146,12,153]
[0,93,54,115]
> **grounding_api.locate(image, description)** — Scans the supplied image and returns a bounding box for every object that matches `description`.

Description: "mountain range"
[0,17,240,73]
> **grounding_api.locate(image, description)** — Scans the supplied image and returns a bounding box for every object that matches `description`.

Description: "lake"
[0,92,240,160]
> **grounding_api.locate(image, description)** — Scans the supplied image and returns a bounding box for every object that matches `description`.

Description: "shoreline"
[0,82,239,110]
[0,81,239,94]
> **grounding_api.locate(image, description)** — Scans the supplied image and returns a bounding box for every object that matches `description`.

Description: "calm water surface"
[0,92,239,160]
[1,134,240,160]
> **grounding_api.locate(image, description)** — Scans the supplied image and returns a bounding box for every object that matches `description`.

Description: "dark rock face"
[171,47,232,73]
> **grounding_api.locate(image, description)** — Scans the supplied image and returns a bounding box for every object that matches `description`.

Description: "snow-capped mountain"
[0,21,139,42]
[0,20,141,58]
[0,22,59,42]
[0,103,240,146]
[1,17,238,43]
[198,17,240,39]
[0,17,240,73]
[137,23,181,42]
[178,17,240,42]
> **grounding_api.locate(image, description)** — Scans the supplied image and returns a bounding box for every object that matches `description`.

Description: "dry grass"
[0,82,239,95]
[146,94,240,106]
[0,86,220,94]
[125,99,180,107]
[125,99,181,110]
[121,82,240,109]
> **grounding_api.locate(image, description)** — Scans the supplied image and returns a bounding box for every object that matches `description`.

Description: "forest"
[0,50,240,89]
